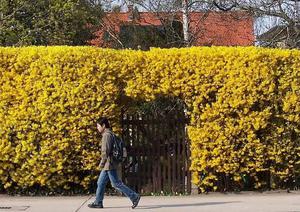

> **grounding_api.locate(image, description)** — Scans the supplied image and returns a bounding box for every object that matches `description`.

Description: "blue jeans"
[95,169,139,204]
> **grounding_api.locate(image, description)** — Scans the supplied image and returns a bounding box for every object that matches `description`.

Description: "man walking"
[88,117,141,209]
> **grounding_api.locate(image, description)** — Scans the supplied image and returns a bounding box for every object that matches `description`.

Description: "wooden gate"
[121,111,191,195]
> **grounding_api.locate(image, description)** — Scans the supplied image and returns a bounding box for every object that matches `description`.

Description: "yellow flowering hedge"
[0,46,299,193]
[123,47,300,191]
[0,47,129,191]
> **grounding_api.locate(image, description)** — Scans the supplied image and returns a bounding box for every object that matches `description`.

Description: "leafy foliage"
[0,0,103,46]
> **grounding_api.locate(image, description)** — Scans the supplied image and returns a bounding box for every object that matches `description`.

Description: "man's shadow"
[104,201,240,209]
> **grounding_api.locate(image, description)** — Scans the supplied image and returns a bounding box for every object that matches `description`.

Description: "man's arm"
[99,133,112,169]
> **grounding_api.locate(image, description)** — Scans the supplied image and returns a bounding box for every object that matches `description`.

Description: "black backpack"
[110,133,127,163]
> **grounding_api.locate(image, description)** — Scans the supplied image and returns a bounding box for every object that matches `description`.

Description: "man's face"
[97,123,106,134]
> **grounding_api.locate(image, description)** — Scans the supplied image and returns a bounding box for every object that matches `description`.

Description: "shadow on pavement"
[137,201,241,209]
[101,201,240,210]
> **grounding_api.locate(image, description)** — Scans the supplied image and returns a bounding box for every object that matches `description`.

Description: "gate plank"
[157,118,162,192]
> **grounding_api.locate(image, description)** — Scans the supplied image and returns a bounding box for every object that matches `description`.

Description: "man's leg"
[95,170,109,204]
[108,169,140,208]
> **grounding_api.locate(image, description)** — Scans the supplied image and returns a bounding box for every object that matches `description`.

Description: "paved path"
[0,191,299,212]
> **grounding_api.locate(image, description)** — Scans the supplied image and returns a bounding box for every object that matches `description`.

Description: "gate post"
[120,107,125,182]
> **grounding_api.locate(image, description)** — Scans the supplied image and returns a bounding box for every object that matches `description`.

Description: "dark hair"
[97,117,110,128]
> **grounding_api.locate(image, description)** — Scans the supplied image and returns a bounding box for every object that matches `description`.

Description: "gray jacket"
[99,129,119,170]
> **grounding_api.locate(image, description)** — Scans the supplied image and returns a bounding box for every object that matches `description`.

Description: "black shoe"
[88,202,103,208]
[132,195,141,209]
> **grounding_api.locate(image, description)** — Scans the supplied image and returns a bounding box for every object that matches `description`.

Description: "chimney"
[128,4,134,21]
[128,4,134,13]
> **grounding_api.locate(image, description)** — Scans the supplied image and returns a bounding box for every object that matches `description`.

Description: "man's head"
[96,117,110,134]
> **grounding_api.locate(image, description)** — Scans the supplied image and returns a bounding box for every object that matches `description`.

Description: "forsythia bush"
[0,46,299,193]
[0,47,127,191]
[124,47,300,191]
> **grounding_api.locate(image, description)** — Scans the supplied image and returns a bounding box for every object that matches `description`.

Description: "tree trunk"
[182,0,189,46]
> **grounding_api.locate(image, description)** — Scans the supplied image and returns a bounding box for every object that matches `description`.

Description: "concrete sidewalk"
[0,191,300,212]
